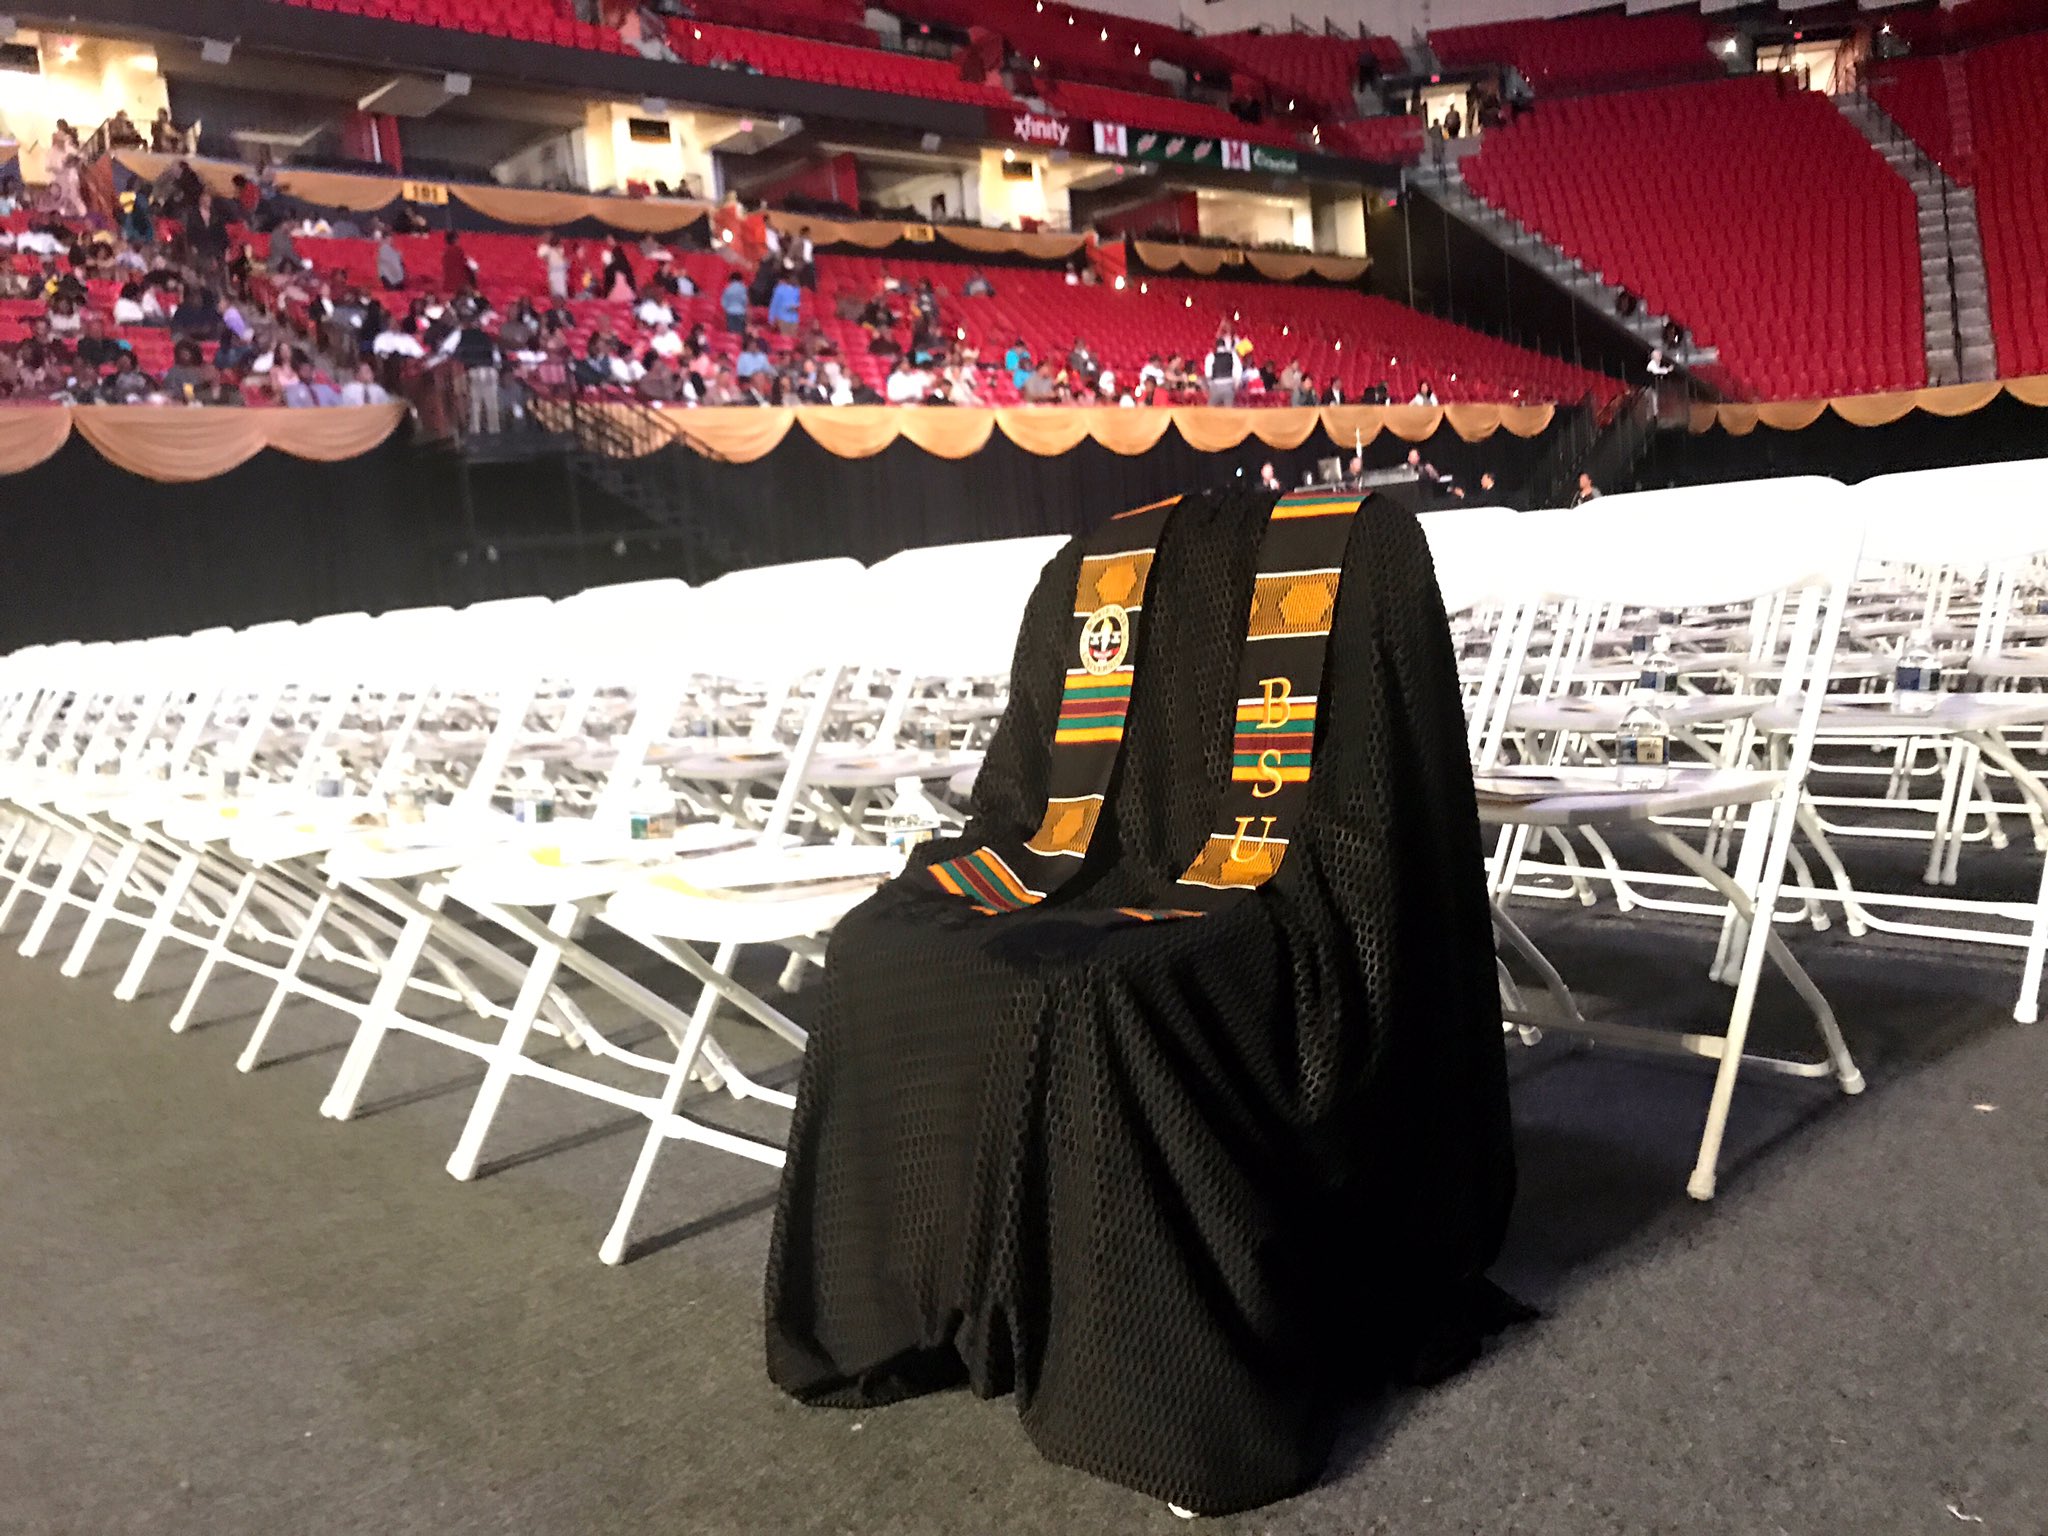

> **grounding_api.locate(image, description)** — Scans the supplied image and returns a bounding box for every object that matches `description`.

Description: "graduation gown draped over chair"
[766,487,1518,1515]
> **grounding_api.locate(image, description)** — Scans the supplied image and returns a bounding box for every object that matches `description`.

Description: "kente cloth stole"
[928,489,1364,917]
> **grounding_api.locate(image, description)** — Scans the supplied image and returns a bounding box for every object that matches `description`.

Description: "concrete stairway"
[1407,157,1717,368]
[1834,90,1997,386]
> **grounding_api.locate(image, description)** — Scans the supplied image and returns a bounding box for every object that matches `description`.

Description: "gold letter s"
[1253,748,1285,799]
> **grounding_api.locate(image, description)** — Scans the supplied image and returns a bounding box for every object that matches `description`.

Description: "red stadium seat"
[1462,77,1926,399]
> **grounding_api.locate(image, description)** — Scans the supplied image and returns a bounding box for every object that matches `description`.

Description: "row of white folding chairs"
[0,534,1065,1263]
[1420,466,2048,1196]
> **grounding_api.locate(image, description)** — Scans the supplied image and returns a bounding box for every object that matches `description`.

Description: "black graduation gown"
[765,489,1517,1514]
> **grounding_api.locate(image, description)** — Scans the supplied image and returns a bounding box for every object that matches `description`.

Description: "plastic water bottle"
[883,774,943,859]
[1614,696,1670,790]
[1893,630,1941,715]
[1638,629,1681,701]
[384,753,426,826]
[313,751,345,799]
[629,770,677,841]
[513,761,556,825]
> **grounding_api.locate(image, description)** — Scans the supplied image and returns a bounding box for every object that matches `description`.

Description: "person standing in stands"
[442,230,478,298]
[1572,472,1601,506]
[376,228,407,291]
[1005,337,1034,394]
[447,317,503,435]
[769,269,804,337]
[1067,334,1097,383]
[721,270,749,335]
[537,232,570,301]
[602,238,638,301]
[151,107,184,153]
[1205,322,1243,407]
[1442,103,1463,139]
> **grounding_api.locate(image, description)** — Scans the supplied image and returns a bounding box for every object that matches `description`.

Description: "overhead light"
[693,27,701,38]
[1133,44,1141,55]
[1114,274,1127,290]
[1100,27,1108,40]
[1282,325,1289,336]
[1232,310,1240,320]
[956,326,967,339]
[1003,146,1015,160]
[55,37,81,63]
[1449,372,1458,381]
[1287,98,1296,110]
[1139,281,1148,293]
[1184,295,1192,307]
[1033,55,1041,66]
[1335,340,1343,352]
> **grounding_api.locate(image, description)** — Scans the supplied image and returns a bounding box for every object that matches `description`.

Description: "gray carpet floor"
[1,888,2044,1536]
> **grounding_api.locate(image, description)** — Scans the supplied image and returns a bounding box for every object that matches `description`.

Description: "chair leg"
[317,885,443,1119]
[445,901,581,1181]
[112,850,199,1001]
[60,836,142,978]
[168,865,259,1031]
[0,821,52,929]
[236,880,337,1062]
[2014,846,2048,1026]
[598,939,736,1266]
[19,831,93,959]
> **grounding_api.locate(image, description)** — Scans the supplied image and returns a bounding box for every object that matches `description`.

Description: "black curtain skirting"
[0,417,1556,650]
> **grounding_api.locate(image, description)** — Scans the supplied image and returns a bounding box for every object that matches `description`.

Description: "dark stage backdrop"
[1638,393,2048,488]
[0,435,456,651]
[0,416,1555,649]
[455,416,1555,605]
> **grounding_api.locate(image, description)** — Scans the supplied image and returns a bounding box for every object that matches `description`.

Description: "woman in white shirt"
[537,236,570,301]
[635,295,676,329]
[647,322,684,359]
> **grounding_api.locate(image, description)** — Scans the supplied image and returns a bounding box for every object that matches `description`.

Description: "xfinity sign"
[1004,111,1072,148]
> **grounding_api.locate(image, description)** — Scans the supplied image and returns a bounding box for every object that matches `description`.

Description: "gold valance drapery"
[115,152,711,234]
[1131,240,1371,284]
[0,404,407,481]
[559,401,1559,465]
[764,210,1090,262]
[1690,378,2040,435]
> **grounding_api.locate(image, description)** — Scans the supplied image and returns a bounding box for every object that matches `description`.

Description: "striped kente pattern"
[1054,669,1133,745]
[1230,696,1317,787]
[928,847,1041,913]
